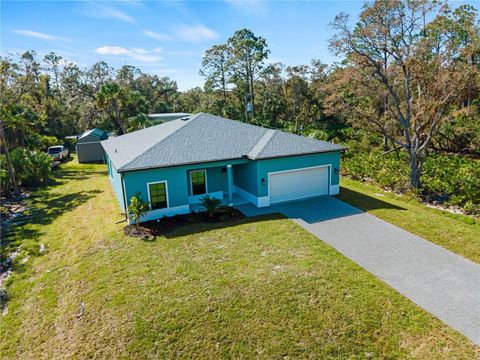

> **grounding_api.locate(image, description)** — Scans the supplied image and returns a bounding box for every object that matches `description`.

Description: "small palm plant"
[200,195,222,219]
[127,193,149,230]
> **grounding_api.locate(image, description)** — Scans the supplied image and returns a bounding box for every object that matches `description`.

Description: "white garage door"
[269,166,329,204]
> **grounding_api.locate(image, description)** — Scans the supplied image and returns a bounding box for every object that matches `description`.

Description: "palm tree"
[127,113,151,132]
[127,193,149,230]
[200,195,222,219]
[96,83,126,135]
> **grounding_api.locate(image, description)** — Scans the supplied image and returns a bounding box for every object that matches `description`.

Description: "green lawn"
[1,160,478,358]
[339,177,480,263]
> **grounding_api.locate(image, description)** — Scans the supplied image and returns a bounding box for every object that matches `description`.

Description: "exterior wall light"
[261,178,266,185]
[334,168,339,174]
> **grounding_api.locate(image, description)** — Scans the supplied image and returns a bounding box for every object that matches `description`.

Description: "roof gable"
[101,119,190,169]
[78,128,108,142]
[253,130,344,159]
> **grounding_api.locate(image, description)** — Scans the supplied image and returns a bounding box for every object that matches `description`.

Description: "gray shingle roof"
[101,119,189,170]
[101,113,346,172]
[253,130,345,159]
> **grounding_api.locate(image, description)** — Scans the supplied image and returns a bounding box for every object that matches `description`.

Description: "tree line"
[197,1,479,189]
[1,0,479,196]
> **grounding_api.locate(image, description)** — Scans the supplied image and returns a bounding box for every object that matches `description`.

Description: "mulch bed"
[124,207,245,239]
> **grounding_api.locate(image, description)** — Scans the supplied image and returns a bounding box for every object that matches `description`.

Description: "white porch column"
[227,164,234,206]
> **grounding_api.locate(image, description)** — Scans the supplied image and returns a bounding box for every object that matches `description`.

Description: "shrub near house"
[0,148,51,191]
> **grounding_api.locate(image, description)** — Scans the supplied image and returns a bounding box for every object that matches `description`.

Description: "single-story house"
[76,128,109,163]
[101,113,347,222]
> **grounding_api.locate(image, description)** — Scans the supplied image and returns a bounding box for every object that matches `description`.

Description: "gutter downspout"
[120,173,128,221]
[227,164,234,206]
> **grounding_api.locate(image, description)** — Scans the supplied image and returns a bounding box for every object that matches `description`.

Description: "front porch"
[187,162,255,213]
[189,192,249,213]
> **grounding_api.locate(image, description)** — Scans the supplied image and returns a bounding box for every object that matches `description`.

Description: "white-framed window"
[147,181,169,210]
[190,169,207,196]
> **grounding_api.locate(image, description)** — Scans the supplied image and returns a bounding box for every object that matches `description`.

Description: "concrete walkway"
[236,196,480,345]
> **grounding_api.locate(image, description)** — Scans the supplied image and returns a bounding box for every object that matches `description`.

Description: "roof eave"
[249,147,348,161]
[100,143,122,169]
[117,147,347,173]
[117,155,249,173]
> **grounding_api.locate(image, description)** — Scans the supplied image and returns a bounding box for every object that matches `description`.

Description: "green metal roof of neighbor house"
[77,128,109,142]
[101,113,347,172]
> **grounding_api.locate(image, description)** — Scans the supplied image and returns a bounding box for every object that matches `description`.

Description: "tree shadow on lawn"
[29,190,103,226]
[28,163,106,229]
[48,169,107,185]
[2,190,103,259]
[337,186,405,212]
[1,165,105,308]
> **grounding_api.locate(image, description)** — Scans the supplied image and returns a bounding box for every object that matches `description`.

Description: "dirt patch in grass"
[1,192,30,224]
[124,207,245,239]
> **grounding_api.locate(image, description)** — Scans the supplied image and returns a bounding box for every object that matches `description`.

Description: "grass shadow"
[337,186,405,212]
[127,213,284,241]
[30,190,103,226]
[1,190,103,256]
[1,161,108,309]
[2,161,106,255]
[48,169,107,185]
[162,213,285,239]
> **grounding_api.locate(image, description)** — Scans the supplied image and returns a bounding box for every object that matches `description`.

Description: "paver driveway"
[236,196,480,345]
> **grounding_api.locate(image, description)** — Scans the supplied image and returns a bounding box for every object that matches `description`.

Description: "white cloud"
[132,48,149,55]
[99,6,135,22]
[13,29,60,41]
[95,46,162,62]
[145,25,217,43]
[143,30,172,41]
[80,4,135,23]
[225,0,268,17]
[96,46,130,55]
[176,25,218,42]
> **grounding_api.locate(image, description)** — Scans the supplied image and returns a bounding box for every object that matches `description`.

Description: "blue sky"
[1,1,476,90]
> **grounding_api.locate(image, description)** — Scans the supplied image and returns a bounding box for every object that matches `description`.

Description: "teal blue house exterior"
[102,113,346,222]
